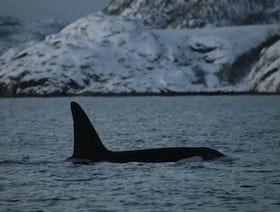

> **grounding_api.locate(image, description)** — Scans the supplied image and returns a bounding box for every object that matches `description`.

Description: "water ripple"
[1,96,280,211]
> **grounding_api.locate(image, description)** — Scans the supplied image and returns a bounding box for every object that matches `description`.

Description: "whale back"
[69,101,225,163]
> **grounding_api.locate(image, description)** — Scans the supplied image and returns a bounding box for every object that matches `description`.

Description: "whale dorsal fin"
[70,102,108,160]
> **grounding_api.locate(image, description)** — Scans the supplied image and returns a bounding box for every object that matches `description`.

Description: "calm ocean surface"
[0,96,279,211]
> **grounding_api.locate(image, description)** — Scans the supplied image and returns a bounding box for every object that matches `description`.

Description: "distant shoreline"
[1,91,279,98]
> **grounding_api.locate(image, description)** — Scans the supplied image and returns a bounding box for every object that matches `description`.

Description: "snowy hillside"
[248,40,280,92]
[0,16,66,55]
[0,12,279,97]
[104,0,280,29]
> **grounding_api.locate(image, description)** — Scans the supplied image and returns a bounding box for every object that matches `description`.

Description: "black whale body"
[69,102,225,163]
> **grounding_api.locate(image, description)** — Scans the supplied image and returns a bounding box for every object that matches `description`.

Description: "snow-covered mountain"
[104,0,280,29]
[248,40,280,92]
[0,12,279,97]
[0,16,66,55]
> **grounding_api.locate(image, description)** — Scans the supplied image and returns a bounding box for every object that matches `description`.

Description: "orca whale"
[68,102,225,163]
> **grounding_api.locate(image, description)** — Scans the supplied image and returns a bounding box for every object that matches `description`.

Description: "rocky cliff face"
[0,13,278,96]
[104,0,280,93]
[248,40,280,92]
[0,1,279,96]
[104,0,280,29]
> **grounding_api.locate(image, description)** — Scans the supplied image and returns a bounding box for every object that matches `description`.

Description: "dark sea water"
[0,96,279,211]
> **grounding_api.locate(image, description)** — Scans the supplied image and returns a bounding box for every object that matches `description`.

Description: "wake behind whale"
[68,102,224,163]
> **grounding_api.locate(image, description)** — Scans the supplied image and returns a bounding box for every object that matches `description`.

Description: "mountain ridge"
[0,12,279,97]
